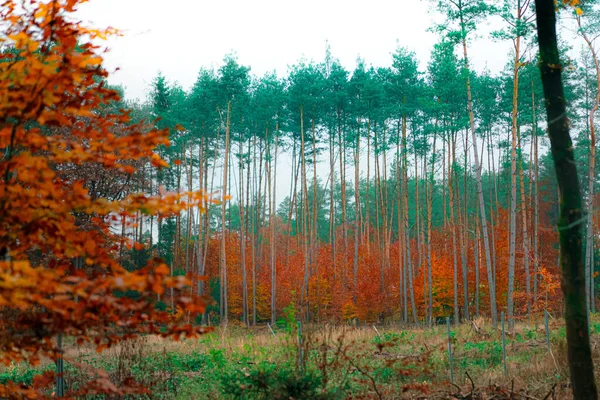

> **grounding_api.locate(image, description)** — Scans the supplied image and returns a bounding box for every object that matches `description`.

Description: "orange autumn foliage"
[203,204,562,325]
[0,0,209,397]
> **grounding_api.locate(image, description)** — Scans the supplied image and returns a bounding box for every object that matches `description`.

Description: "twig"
[547,342,559,372]
[465,371,475,392]
[267,323,275,336]
[542,383,557,400]
[450,382,462,393]
[372,325,382,340]
[511,378,515,399]
[345,356,383,400]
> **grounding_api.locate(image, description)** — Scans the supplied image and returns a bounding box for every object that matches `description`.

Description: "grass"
[2,314,598,399]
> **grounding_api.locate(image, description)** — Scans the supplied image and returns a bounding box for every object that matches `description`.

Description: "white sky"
[77,0,512,102]
[74,0,580,207]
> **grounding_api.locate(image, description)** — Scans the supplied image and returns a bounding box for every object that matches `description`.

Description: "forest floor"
[3,314,600,399]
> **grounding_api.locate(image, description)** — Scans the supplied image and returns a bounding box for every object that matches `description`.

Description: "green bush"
[219,361,338,400]
[275,303,298,333]
[461,341,502,369]
[0,365,46,386]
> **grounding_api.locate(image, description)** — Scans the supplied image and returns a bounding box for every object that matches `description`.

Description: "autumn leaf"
[0,1,209,396]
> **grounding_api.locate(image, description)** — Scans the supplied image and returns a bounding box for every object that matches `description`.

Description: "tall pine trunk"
[449,130,459,325]
[354,119,361,304]
[508,32,522,331]
[220,101,231,325]
[238,137,248,326]
[403,116,418,324]
[461,21,497,326]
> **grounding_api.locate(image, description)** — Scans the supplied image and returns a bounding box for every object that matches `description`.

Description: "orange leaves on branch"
[558,0,583,14]
[0,0,211,397]
[151,153,170,168]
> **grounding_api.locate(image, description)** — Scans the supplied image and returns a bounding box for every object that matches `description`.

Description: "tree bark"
[535,1,597,398]
[354,118,361,304]
[238,135,248,326]
[508,28,522,331]
[518,125,531,317]
[461,23,497,326]
[449,129,460,325]
[220,101,231,325]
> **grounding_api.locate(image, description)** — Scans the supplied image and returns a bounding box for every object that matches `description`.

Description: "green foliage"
[525,328,538,341]
[461,341,503,369]
[0,364,52,386]
[1,321,574,399]
[220,361,336,400]
[276,303,298,333]
[372,331,416,346]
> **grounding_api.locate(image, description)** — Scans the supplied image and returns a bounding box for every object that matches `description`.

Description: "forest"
[1,0,600,398]
[131,2,597,330]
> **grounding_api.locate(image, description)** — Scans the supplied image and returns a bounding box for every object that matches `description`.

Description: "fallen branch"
[465,371,475,392]
[470,320,488,337]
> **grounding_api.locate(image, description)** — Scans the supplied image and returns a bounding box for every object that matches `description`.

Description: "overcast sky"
[75,0,570,205]
[77,0,514,102]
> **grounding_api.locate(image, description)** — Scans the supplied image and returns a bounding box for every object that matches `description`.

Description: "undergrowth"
[1,313,597,399]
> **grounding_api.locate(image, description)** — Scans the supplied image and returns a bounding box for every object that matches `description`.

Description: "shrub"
[219,361,337,400]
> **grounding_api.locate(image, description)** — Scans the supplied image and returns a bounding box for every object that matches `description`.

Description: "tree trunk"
[339,109,348,292]
[535,1,598,398]
[311,115,319,318]
[238,136,248,326]
[460,129,469,321]
[354,118,361,304]
[427,127,437,327]
[220,101,231,325]
[402,115,417,323]
[197,137,205,298]
[449,130,460,325]
[396,121,407,323]
[461,28,497,326]
[476,209,481,317]
[518,124,531,318]
[251,132,258,325]
[300,106,310,321]
[366,119,371,251]
[508,32,522,331]
[329,127,336,280]
[270,123,279,325]
[578,14,600,315]
[532,83,540,305]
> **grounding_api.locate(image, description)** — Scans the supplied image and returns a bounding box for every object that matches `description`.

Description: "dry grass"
[4,314,600,398]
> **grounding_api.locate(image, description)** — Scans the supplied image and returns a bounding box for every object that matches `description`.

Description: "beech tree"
[0,1,207,397]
